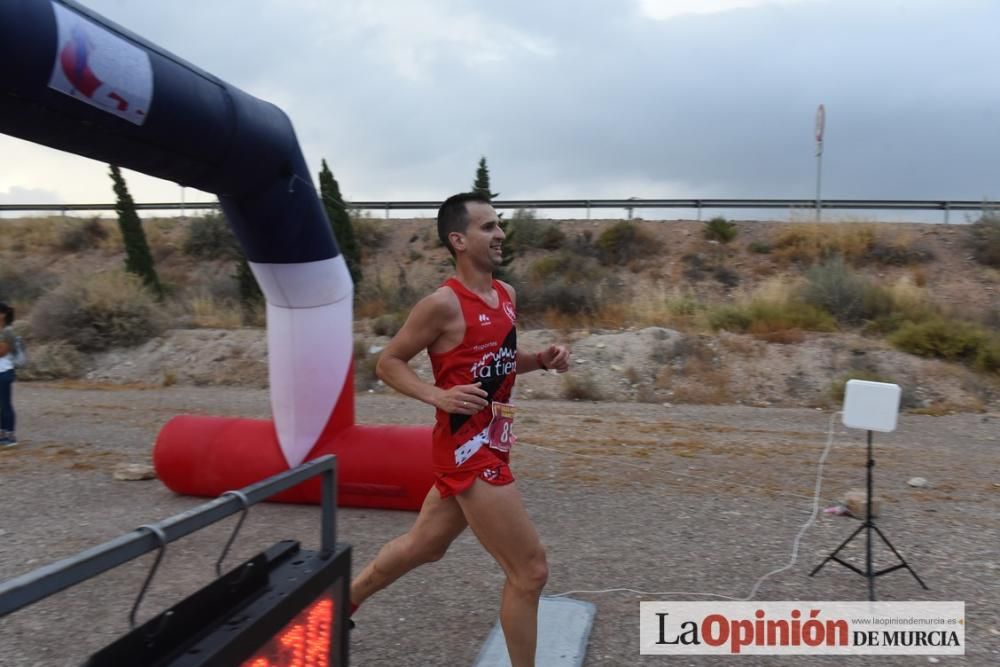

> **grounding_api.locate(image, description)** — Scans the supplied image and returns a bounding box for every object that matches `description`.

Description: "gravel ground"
[0,383,997,666]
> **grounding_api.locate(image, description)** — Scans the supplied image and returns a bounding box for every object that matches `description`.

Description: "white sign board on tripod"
[842,380,901,432]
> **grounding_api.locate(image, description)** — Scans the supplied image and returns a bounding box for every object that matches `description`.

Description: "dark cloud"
[7,0,998,205]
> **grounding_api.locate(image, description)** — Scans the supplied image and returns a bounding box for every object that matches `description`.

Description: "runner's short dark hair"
[437,192,492,257]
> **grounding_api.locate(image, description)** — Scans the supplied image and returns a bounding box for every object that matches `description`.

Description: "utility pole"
[815,104,825,223]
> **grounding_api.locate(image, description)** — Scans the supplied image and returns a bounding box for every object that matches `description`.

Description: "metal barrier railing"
[0,197,992,221]
[0,455,337,618]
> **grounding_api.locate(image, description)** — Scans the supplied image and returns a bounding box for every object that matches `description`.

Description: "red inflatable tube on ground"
[154,372,435,511]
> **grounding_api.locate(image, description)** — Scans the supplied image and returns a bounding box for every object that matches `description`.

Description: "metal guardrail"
[0,455,337,619]
[0,198,991,218]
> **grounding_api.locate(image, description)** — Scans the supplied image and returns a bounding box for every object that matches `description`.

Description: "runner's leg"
[456,480,548,667]
[350,486,468,606]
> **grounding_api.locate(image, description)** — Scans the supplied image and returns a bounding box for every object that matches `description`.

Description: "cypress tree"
[109,164,163,298]
[319,160,362,285]
[472,156,499,200]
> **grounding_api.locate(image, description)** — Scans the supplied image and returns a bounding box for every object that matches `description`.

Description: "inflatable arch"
[0,0,433,510]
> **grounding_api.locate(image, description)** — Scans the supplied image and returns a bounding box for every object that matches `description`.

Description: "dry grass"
[0,217,72,252]
[769,222,933,267]
[188,294,244,329]
[771,222,877,265]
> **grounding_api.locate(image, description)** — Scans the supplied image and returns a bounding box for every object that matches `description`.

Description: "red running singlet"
[428,278,518,488]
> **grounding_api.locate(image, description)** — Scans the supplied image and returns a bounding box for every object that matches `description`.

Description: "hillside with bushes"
[0,211,997,412]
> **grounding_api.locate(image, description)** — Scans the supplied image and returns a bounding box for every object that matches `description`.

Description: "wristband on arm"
[535,352,548,371]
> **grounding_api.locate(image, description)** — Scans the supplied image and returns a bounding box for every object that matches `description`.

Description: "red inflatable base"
[153,416,434,511]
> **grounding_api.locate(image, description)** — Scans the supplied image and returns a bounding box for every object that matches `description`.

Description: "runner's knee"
[510,549,548,594]
[405,534,450,564]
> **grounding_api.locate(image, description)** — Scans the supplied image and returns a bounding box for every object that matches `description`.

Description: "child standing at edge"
[0,303,19,447]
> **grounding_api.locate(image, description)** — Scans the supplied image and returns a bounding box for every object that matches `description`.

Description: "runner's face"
[458,202,505,269]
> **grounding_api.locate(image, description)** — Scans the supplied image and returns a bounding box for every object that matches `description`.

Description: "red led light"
[241,595,335,667]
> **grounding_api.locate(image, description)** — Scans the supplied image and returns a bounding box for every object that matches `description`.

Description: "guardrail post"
[944,202,950,225]
[586,200,591,220]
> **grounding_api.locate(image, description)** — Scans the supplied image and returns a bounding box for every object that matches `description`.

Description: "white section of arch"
[250,256,353,467]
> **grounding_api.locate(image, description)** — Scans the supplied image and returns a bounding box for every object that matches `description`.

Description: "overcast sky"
[1,0,997,214]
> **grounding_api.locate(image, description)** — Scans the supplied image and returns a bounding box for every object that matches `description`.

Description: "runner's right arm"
[376,290,488,415]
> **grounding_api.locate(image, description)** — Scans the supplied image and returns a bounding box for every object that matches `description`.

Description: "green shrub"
[527,250,608,284]
[748,241,772,254]
[30,271,165,351]
[708,305,752,332]
[520,251,608,315]
[708,301,835,334]
[889,317,996,369]
[594,221,660,265]
[183,212,240,260]
[800,257,893,325]
[0,263,58,304]
[703,216,738,243]
[828,370,894,403]
[713,266,741,288]
[967,213,1000,267]
[868,240,934,266]
[58,217,109,251]
[974,337,1000,373]
[681,254,708,281]
[523,282,603,315]
[746,300,836,332]
[508,209,565,252]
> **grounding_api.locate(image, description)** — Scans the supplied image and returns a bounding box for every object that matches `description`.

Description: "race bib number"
[487,402,516,453]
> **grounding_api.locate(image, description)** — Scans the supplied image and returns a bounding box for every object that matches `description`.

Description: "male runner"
[350,192,570,666]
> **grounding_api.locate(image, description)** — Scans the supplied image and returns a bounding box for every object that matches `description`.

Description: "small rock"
[575,358,586,364]
[927,658,939,664]
[596,343,606,349]
[368,345,384,355]
[610,365,622,372]
[662,402,672,408]
[907,477,929,488]
[113,463,156,481]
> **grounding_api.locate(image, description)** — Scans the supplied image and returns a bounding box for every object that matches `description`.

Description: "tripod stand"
[810,430,928,601]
